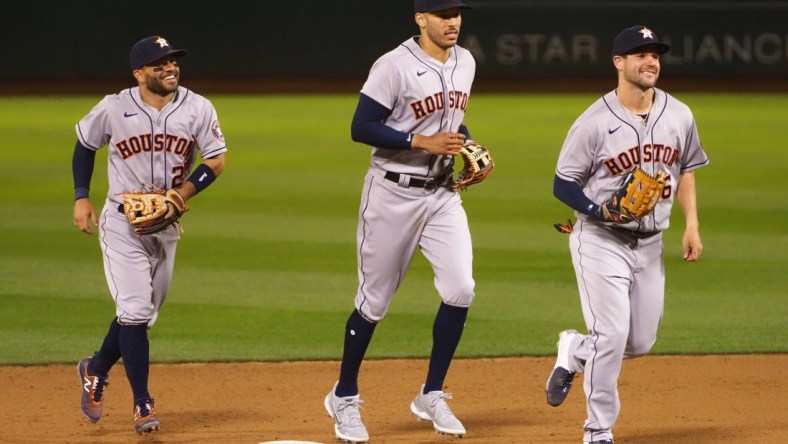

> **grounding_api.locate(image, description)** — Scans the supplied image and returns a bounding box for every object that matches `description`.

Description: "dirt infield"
[3,355,785,443]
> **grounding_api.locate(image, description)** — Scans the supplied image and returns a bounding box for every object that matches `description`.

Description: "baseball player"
[323,0,477,442]
[72,36,226,435]
[545,26,709,444]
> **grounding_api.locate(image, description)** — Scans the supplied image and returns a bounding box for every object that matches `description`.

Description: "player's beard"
[625,67,659,91]
[625,73,659,91]
[144,73,179,97]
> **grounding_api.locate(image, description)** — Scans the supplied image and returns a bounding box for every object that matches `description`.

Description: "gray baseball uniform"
[355,37,476,321]
[555,88,708,442]
[325,5,477,440]
[76,86,226,326]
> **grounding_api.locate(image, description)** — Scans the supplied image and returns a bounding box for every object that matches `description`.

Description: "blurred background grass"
[1,93,785,364]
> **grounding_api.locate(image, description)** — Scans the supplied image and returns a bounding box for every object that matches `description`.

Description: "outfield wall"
[2,1,786,93]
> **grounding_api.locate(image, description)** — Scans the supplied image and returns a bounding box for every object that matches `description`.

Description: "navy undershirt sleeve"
[72,140,96,200]
[350,93,413,150]
[553,175,604,220]
[458,124,471,140]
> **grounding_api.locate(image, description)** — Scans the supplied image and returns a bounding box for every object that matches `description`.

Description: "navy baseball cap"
[415,0,472,13]
[611,26,670,56]
[129,36,188,70]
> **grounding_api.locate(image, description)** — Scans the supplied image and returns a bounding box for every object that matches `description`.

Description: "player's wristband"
[186,163,216,195]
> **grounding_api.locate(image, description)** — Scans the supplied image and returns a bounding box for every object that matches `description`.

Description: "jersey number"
[171,166,186,189]
[662,174,672,199]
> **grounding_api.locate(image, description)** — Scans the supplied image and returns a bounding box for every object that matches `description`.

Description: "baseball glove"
[122,189,188,236]
[451,141,494,191]
[599,166,668,224]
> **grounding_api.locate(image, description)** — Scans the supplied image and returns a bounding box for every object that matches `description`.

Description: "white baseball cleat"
[324,382,369,443]
[410,384,466,437]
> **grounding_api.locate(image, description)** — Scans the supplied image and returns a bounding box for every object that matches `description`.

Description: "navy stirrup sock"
[424,302,469,394]
[118,323,151,402]
[90,317,122,378]
[336,309,377,397]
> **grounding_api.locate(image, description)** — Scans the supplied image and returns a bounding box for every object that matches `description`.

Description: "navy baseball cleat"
[546,330,579,407]
[77,357,108,422]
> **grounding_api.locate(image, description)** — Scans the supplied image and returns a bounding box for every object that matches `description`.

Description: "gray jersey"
[76,86,226,202]
[361,37,475,178]
[351,36,477,321]
[556,88,708,231]
[76,85,226,326]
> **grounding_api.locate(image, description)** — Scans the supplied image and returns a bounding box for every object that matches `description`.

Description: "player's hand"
[682,225,702,261]
[74,198,98,234]
[412,132,466,155]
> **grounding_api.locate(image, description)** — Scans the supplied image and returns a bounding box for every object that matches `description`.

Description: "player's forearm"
[677,171,699,229]
[553,175,604,220]
[351,94,412,150]
[203,154,225,177]
[353,120,413,150]
[72,141,96,200]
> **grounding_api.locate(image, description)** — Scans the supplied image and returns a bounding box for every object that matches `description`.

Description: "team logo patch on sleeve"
[211,120,224,142]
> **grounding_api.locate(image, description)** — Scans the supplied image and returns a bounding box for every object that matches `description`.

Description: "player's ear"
[415,12,426,28]
[612,55,625,70]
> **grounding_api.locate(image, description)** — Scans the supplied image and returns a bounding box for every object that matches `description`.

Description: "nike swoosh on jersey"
[417,70,427,76]
[608,126,621,134]
[124,112,138,118]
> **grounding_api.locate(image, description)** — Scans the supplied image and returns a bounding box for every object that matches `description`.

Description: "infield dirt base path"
[2,355,785,443]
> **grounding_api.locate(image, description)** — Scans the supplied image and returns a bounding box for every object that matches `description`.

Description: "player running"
[72,35,226,435]
[545,26,709,444]
[323,0,478,442]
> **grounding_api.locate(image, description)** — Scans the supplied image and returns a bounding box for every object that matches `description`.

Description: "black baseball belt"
[384,171,448,190]
[609,226,660,240]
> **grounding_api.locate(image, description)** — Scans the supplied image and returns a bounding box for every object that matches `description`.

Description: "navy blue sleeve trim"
[201,146,226,159]
[350,93,412,150]
[680,158,710,172]
[553,175,604,220]
[72,140,96,200]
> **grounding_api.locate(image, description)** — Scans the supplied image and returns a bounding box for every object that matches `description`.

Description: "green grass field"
[1,93,786,365]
